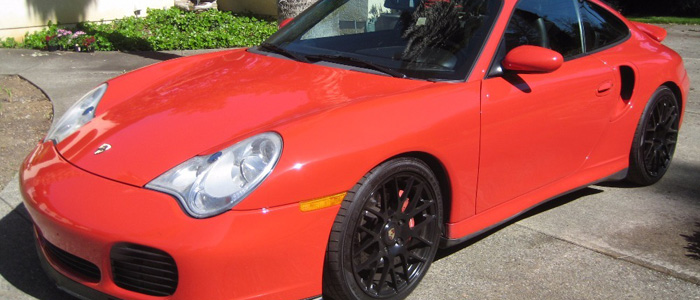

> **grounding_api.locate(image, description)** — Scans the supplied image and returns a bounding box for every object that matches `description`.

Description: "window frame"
[486,0,631,78]
[258,0,506,82]
[577,0,631,56]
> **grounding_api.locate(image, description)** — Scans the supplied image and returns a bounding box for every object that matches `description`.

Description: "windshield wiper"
[259,42,309,63]
[306,54,407,79]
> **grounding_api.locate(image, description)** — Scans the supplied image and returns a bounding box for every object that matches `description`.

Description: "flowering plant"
[71,31,86,41]
[56,28,72,37]
[82,36,96,48]
[42,28,97,52]
[55,29,73,48]
[73,33,96,51]
[45,35,58,47]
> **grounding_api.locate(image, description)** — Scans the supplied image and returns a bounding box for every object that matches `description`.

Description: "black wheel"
[627,86,680,185]
[323,158,443,300]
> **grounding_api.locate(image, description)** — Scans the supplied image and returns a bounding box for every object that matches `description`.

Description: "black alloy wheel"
[324,158,442,300]
[627,86,680,185]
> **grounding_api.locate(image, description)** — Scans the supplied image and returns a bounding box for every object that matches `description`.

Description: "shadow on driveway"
[683,222,700,261]
[436,187,604,260]
[0,205,75,300]
[598,159,700,262]
[121,51,183,61]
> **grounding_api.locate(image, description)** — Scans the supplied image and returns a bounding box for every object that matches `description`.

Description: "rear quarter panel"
[581,14,689,172]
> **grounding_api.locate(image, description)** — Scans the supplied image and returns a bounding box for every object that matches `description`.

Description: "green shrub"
[1,8,278,51]
[0,37,19,48]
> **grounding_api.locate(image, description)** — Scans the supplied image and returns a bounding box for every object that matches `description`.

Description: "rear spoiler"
[631,21,668,42]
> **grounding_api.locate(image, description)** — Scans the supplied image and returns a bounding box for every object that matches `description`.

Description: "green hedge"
[628,16,700,25]
[1,8,278,51]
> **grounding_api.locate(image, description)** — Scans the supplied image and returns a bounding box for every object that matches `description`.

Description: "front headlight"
[45,83,107,144]
[146,132,283,218]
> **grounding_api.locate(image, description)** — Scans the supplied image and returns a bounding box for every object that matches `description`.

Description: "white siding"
[0,0,173,40]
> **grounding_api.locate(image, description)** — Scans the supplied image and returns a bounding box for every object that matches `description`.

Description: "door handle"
[596,81,613,96]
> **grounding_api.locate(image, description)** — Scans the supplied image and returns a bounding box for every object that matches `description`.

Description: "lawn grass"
[627,16,700,25]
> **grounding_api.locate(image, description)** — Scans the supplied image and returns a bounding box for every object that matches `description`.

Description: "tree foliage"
[277,0,320,22]
[604,0,700,17]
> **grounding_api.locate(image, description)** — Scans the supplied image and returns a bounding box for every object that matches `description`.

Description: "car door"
[476,0,617,212]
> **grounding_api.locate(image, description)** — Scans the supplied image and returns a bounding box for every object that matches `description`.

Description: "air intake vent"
[110,243,178,296]
[41,236,101,282]
[619,65,635,101]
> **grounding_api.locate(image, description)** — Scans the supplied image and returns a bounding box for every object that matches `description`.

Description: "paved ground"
[1,25,699,299]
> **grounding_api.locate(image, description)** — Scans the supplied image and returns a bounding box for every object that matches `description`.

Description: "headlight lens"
[146,132,283,218]
[45,83,107,143]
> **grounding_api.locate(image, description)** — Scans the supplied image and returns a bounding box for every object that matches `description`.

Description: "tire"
[627,86,680,186]
[323,158,443,300]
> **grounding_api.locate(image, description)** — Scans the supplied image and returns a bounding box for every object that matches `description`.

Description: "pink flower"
[72,31,86,39]
[57,29,73,37]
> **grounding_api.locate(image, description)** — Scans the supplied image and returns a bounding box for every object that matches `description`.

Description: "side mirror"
[502,45,563,73]
[279,18,293,28]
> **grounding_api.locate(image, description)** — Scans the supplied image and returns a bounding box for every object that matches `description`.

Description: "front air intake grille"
[110,243,178,296]
[41,236,101,282]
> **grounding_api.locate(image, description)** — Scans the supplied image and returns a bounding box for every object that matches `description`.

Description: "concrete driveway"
[1,25,699,299]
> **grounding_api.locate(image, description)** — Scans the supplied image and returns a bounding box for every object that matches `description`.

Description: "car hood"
[56,49,432,186]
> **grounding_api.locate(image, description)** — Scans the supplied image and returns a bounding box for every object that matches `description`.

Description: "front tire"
[627,86,680,185]
[323,158,443,300]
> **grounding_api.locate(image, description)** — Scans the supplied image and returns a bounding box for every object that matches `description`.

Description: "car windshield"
[261,0,502,81]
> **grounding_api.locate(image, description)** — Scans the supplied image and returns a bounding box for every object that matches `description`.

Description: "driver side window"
[503,0,583,58]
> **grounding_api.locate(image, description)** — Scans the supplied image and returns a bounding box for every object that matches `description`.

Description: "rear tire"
[627,86,680,185]
[323,158,442,300]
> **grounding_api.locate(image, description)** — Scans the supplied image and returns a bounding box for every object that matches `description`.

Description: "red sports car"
[21,0,688,299]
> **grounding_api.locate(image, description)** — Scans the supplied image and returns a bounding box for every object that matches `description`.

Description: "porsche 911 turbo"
[21,0,688,299]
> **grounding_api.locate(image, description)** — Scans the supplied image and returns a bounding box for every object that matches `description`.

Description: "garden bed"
[1,8,277,52]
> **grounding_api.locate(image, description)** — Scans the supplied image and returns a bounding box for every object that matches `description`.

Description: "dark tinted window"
[579,0,629,52]
[504,0,583,58]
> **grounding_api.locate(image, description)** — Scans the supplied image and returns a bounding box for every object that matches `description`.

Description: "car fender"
[233,80,483,226]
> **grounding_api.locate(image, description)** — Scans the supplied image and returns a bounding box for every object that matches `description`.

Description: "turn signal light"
[299,192,347,212]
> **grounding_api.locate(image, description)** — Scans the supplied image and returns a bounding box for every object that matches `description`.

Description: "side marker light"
[299,192,347,212]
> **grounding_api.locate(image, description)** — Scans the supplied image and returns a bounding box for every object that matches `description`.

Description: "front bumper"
[33,233,117,300]
[21,142,338,300]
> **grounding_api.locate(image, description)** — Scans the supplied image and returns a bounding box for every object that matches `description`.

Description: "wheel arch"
[385,151,453,237]
[625,83,681,185]
[322,152,448,299]
[662,81,684,113]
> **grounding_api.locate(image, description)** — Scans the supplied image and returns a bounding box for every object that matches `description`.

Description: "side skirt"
[439,168,628,248]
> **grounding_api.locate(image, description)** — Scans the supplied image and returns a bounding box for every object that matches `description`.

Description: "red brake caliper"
[399,190,416,228]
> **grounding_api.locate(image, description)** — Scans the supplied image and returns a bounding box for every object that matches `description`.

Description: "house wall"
[0,0,173,41]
